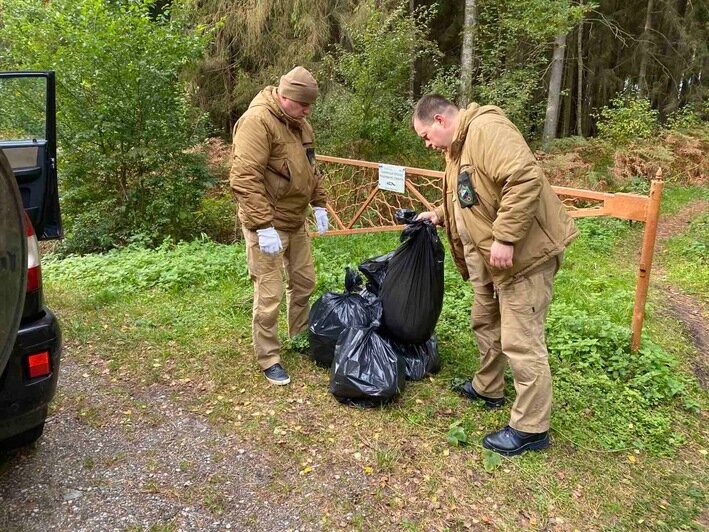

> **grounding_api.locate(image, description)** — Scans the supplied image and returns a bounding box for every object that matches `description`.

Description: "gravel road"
[0,351,310,531]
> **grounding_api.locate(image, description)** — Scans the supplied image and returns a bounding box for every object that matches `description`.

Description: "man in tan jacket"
[413,94,579,455]
[230,66,329,386]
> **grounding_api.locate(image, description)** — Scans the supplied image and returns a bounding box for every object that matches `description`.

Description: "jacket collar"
[449,104,479,160]
[448,103,506,161]
[250,86,306,131]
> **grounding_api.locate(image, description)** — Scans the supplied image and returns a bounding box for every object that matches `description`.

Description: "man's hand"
[415,211,440,225]
[313,207,329,235]
[490,241,514,269]
[256,227,282,256]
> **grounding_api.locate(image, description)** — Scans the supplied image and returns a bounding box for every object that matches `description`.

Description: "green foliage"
[192,194,237,244]
[422,66,461,102]
[470,0,590,136]
[287,332,310,354]
[0,0,214,253]
[662,211,709,301]
[0,76,46,141]
[666,102,709,131]
[547,304,684,404]
[474,67,544,137]
[446,421,468,446]
[596,94,659,143]
[43,238,246,296]
[312,1,441,163]
[482,449,502,472]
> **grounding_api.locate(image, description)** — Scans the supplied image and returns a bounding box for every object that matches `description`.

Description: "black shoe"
[482,426,549,456]
[264,363,291,385]
[460,380,505,409]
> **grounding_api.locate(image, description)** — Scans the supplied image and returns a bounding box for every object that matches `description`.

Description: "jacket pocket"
[284,143,314,196]
[264,164,289,201]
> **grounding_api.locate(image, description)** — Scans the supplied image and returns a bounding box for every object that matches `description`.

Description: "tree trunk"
[542,33,567,148]
[638,0,655,97]
[576,6,584,136]
[459,0,476,107]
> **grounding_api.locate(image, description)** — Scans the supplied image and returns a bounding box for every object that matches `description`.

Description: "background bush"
[0,0,214,254]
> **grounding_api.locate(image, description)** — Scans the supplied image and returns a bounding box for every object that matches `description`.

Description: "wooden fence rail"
[313,154,664,352]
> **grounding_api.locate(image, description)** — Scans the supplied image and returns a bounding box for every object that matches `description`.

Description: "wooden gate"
[313,154,663,352]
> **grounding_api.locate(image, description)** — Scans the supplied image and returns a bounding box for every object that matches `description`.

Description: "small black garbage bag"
[379,220,445,344]
[389,335,441,381]
[329,320,406,407]
[308,268,378,368]
[358,286,380,305]
[358,250,395,295]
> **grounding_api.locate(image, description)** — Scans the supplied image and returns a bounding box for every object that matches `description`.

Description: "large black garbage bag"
[329,320,406,407]
[389,335,441,381]
[357,250,395,295]
[308,268,379,368]
[379,220,445,344]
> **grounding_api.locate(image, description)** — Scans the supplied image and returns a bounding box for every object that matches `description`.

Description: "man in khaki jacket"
[413,94,579,455]
[230,66,329,386]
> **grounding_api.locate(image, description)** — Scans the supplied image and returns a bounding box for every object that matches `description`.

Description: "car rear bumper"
[0,307,61,440]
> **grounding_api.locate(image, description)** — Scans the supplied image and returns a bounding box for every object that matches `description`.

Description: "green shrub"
[0,0,213,253]
[44,238,246,295]
[312,1,440,163]
[193,194,238,244]
[596,94,659,142]
[666,102,708,131]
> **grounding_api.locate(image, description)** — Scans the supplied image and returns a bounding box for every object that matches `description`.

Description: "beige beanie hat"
[278,66,318,104]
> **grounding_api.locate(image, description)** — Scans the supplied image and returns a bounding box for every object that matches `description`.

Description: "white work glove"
[313,207,329,235]
[256,227,282,256]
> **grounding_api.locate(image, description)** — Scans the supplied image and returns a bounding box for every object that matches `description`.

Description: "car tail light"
[27,351,51,379]
[23,211,42,293]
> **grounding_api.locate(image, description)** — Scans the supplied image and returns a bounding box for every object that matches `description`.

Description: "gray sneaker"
[264,363,291,385]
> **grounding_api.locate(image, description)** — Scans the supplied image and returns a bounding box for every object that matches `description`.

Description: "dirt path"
[0,351,309,531]
[653,199,708,388]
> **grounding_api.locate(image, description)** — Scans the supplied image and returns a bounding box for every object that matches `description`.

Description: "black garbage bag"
[358,250,395,295]
[379,220,445,344]
[358,286,379,305]
[308,268,379,368]
[389,335,441,381]
[329,320,406,407]
[394,208,417,224]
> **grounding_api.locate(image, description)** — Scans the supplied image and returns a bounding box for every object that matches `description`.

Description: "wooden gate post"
[630,173,664,351]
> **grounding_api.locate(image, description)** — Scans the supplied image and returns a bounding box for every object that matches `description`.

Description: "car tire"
[0,422,45,452]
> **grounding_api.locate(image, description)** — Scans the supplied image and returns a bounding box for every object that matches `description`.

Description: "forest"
[0,0,706,252]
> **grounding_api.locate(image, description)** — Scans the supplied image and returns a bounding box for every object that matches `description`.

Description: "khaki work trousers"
[465,248,561,433]
[243,226,315,370]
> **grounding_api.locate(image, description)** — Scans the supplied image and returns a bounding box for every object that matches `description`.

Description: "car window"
[0,77,47,141]
[0,149,27,371]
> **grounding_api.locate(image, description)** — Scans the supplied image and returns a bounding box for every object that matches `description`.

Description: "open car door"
[0,71,62,240]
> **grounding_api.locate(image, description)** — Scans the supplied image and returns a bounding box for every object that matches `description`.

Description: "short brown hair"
[412,94,458,125]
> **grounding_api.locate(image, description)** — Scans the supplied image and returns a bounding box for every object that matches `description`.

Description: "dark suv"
[0,71,62,450]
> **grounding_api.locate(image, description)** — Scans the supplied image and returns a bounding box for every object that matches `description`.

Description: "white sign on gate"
[378,163,406,194]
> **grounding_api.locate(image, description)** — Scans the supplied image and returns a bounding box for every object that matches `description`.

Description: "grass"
[42,193,708,530]
[660,203,709,303]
